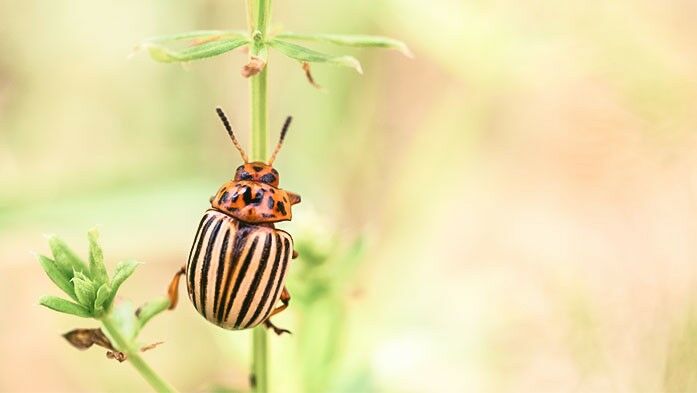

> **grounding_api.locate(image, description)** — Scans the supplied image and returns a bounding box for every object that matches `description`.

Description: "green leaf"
[38,255,77,301]
[39,296,92,318]
[93,283,112,316]
[144,38,249,63]
[268,39,363,74]
[48,235,87,278]
[72,272,96,309]
[105,260,140,306]
[136,297,170,331]
[276,32,412,57]
[87,228,109,286]
[144,29,248,44]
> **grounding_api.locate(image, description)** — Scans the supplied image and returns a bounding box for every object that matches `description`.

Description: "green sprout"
[38,229,176,393]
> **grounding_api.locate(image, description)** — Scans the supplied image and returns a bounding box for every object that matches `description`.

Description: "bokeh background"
[2,0,697,392]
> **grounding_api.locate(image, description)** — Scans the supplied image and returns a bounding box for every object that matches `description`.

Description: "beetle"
[167,107,300,335]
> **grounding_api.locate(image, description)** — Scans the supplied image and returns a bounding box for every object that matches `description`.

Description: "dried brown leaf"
[302,62,322,89]
[106,351,127,362]
[241,56,266,77]
[62,328,115,351]
[140,341,164,352]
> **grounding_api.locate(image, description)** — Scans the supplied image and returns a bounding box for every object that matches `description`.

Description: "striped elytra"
[168,107,299,334]
[186,209,293,330]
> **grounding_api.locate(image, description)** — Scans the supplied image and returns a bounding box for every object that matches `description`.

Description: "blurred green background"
[3,0,697,392]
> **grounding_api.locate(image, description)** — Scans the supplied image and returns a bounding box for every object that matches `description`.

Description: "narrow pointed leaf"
[105,260,140,306]
[48,236,87,277]
[145,38,249,63]
[87,229,108,286]
[38,255,77,301]
[268,39,363,74]
[144,30,248,44]
[40,296,92,318]
[136,297,170,331]
[94,283,112,315]
[276,32,412,57]
[72,272,96,309]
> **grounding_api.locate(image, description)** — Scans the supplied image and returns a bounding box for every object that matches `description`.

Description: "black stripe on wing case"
[261,235,290,321]
[217,225,254,322]
[236,232,273,327]
[188,213,216,310]
[223,236,260,324]
[213,227,231,317]
[247,233,282,327]
[199,217,224,317]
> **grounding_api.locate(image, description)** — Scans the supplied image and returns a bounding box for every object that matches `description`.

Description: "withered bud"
[63,328,115,351]
[106,351,128,362]
[302,62,322,89]
[241,56,266,78]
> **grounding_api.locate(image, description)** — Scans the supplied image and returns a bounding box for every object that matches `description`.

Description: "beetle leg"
[264,287,291,335]
[167,266,186,310]
[264,319,291,335]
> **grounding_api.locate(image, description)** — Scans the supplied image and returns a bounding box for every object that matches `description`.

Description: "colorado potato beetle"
[167,107,300,335]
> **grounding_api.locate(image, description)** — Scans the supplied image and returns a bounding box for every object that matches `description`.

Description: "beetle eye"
[260,173,277,184]
[238,171,253,181]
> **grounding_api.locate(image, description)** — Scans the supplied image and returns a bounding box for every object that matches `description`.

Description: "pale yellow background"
[2,0,697,392]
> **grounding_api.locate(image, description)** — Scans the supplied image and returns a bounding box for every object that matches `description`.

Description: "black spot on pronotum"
[238,171,253,181]
[252,165,263,172]
[242,186,253,204]
[252,189,264,205]
[267,197,275,209]
[276,201,287,215]
[219,191,229,204]
[260,173,276,184]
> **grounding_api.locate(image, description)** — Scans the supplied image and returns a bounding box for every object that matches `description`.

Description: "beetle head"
[234,162,280,187]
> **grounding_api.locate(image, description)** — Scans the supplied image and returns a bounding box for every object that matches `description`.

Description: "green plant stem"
[248,0,271,392]
[101,315,177,393]
[250,67,268,161]
[252,326,269,392]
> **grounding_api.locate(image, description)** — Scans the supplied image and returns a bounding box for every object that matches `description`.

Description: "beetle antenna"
[216,107,249,163]
[268,116,292,165]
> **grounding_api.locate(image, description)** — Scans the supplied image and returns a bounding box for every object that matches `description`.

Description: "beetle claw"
[264,320,291,335]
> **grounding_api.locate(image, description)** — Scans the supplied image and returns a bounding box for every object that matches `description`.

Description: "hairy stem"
[101,315,177,393]
[248,0,271,392]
